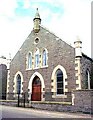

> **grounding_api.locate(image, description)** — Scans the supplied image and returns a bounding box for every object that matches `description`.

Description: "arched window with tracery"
[35,49,39,68]
[16,74,21,94]
[56,69,64,94]
[42,49,47,66]
[28,52,32,69]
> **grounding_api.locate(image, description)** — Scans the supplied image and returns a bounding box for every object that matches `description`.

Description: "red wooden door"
[31,76,41,101]
[32,85,41,101]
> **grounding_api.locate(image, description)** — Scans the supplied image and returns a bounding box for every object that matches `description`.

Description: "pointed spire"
[35,8,40,19]
[33,8,41,33]
[33,8,41,21]
[76,36,80,41]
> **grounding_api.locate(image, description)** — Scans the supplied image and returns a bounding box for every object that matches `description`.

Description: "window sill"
[34,67,40,70]
[41,65,48,68]
[52,94,67,98]
[26,65,48,70]
[26,68,32,71]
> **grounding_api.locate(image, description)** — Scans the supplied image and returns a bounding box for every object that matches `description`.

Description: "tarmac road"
[0,105,92,119]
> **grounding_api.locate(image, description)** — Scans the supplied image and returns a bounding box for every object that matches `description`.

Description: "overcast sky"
[0,0,92,59]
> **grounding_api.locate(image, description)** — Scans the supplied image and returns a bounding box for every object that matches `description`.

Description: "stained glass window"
[35,49,39,68]
[43,50,47,66]
[28,52,32,69]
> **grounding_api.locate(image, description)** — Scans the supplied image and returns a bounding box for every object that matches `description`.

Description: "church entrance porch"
[31,76,41,101]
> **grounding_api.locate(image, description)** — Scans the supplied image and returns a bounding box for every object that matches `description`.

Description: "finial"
[74,36,82,57]
[33,8,41,33]
[74,36,82,44]
[76,36,80,41]
[34,8,40,19]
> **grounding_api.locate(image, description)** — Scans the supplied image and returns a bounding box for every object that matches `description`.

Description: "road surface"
[0,105,92,119]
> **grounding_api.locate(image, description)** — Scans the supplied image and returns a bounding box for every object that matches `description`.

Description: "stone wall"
[9,27,76,102]
[31,90,93,114]
[1,90,93,114]
[81,54,93,89]
[31,101,73,112]
[72,89,93,114]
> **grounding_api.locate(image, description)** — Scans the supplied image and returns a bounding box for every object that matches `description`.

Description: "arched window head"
[42,49,47,66]
[35,49,39,68]
[16,74,21,94]
[85,70,90,89]
[32,76,41,86]
[28,52,32,69]
[56,69,64,94]
[13,71,23,96]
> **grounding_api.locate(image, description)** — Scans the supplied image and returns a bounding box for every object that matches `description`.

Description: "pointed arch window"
[42,49,47,66]
[85,70,90,89]
[16,74,21,94]
[56,69,64,94]
[28,52,32,69]
[35,49,39,68]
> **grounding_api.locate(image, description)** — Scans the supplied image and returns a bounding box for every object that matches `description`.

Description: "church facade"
[7,9,93,103]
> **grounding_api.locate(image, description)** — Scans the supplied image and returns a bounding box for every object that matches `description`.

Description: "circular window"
[35,38,39,44]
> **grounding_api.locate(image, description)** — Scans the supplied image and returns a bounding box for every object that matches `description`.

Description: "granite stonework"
[31,90,93,114]
[1,90,93,114]
[72,90,93,114]
[2,90,93,114]
[8,28,93,101]
[7,10,93,114]
[81,54,93,89]
[8,27,76,102]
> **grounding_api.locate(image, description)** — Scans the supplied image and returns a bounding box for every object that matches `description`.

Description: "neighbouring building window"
[85,70,90,89]
[42,49,47,66]
[56,69,64,94]
[16,74,21,94]
[35,49,39,68]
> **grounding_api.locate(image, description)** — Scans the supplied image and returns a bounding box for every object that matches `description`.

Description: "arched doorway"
[32,76,41,101]
[28,72,45,101]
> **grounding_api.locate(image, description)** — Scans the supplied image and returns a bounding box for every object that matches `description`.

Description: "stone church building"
[7,9,93,103]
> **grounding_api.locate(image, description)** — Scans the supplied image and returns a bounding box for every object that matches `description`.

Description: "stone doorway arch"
[32,76,41,101]
[28,72,45,101]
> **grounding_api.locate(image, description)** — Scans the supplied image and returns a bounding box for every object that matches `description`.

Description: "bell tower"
[33,8,41,33]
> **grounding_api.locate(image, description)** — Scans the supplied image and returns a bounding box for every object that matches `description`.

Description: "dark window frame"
[56,69,64,95]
